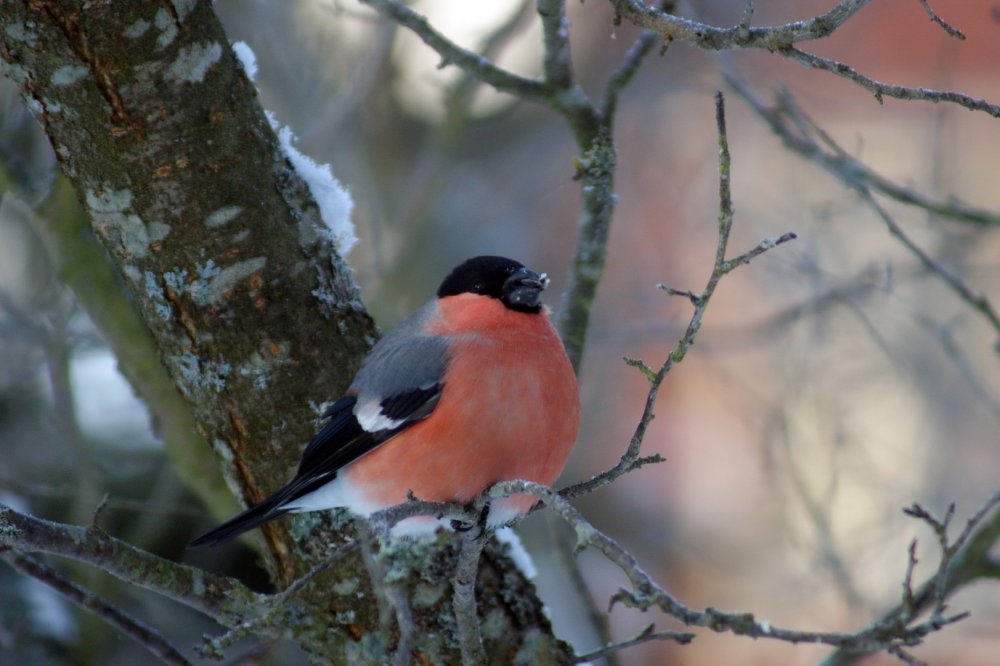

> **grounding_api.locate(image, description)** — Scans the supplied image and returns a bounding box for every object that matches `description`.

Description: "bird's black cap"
[437,256,549,313]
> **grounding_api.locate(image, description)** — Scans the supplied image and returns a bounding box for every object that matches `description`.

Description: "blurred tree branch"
[3,552,193,666]
[611,0,1000,117]
[0,504,261,626]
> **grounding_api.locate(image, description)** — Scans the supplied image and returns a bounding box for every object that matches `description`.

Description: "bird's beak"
[503,267,549,310]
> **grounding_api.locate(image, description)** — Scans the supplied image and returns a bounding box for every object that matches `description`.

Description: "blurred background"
[2,0,999,664]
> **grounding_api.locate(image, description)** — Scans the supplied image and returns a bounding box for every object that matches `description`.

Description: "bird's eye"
[473,281,486,292]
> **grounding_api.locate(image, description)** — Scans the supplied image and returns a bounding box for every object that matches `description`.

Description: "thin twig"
[723,72,999,227]
[561,92,796,500]
[600,31,659,121]
[4,553,192,666]
[571,623,694,663]
[607,0,873,49]
[857,189,1000,339]
[917,0,965,40]
[357,0,547,101]
[492,480,976,658]
[780,47,1000,117]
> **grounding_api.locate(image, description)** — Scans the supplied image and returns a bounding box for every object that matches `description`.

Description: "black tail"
[189,497,290,548]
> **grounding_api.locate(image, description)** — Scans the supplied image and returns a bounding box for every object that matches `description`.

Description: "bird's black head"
[437,255,549,313]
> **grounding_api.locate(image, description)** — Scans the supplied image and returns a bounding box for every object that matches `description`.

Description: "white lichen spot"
[154,8,177,49]
[175,257,266,307]
[331,578,357,596]
[86,187,132,213]
[210,437,234,462]
[24,97,44,116]
[230,229,250,244]
[480,608,507,641]
[411,583,444,609]
[51,65,89,87]
[166,42,222,84]
[85,187,152,259]
[123,18,151,39]
[147,221,171,242]
[203,205,243,228]
[1,63,29,85]
[170,0,198,21]
[237,353,272,390]
[144,271,173,321]
[121,265,141,282]
[4,23,38,44]
[175,352,231,394]
[231,41,257,81]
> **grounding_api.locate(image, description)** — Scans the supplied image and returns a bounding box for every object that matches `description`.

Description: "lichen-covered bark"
[0,1,567,662]
[0,0,375,578]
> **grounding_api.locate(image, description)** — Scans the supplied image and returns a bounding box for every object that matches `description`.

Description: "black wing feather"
[189,385,443,548]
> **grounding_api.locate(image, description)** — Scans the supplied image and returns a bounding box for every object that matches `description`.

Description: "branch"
[561,92,796,500]
[819,489,1000,665]
[537,0,573,89]
[492,480,975,659]
[572,623,693,663]
[357,0,547,102]
[779,47,1000,118]
[0,504,260,627]
[611,0,999,118]
[857,188,1000,340]
[725,72,999,227]
[608,0,873,50]
[917,0,965,40]
[452,523,488,666]
[4,553,192,666]
[720,73,1000,342]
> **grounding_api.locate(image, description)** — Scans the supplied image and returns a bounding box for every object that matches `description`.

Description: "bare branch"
[723,72,1000,227]
[4,553,192,666]
[561,92,796,499]
[357,0,547,102]
[779,47,1000,117]
[0,504,260,627]
[492,480,975,659]
[537,0,573,88]
[917,0,965,40]
[600,31,659,121]
[857,189,1000,340]
[452,524,488,666]
[607,0,873,50]
[571,623,694,663]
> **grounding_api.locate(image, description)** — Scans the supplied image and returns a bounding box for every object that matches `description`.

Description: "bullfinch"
[190,256,580,546]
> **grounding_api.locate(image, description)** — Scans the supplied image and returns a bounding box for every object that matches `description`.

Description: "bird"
[190,255,580,546]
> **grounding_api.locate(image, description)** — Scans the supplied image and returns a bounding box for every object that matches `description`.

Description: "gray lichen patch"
[175,352,231,395]
[204,205,243,228]
[192,257,267,306]
[4,22,38,45]
[85,187,155,259]
[143,271,173,321]
[165,42,222,84]
[170,0,198,21]
[153,7,177,49]
[50,65,89,87]
[123,18,151,39]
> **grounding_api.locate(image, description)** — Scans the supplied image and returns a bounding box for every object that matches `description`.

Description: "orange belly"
[344,295,580,519]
